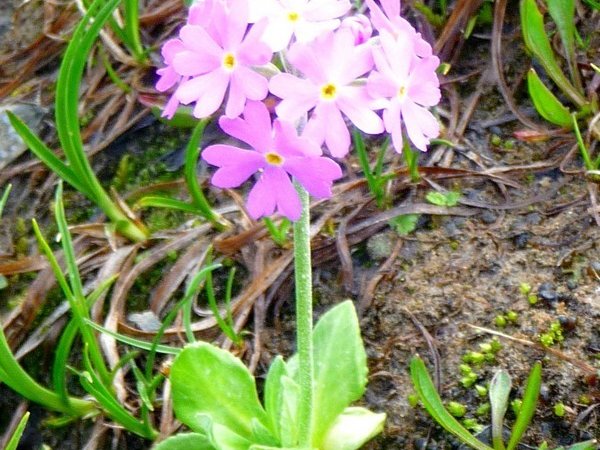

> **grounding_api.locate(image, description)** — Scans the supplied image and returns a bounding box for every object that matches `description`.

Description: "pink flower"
[367,31,441,152]
[248,0,351,52]
[269,29,384,158]
[155,39,187,119]
[202,101,342,220]
[339,14,373,45]
[157,0,273,119]
[366,0,433,57]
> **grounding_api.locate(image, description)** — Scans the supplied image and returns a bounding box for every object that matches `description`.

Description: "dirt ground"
[0,1,598,449]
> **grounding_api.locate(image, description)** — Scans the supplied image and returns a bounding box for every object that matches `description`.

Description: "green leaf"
[321,407,386,450]
[519,0,586,107]
[562,440,598,450]
[489,370,511,450]
[5,412,30,450]
[506,362,541,450]
[134,196,205,214]
[264,356,288,440]
[526,69,572,127]
[0,275,7,290]
[289,301,368,448]
[153,433,214,450]
[210,422,255,450]
[546,0,581,91]
[389,214,419,235]
[169,342,270,441]
[426,191,460,207]
[278,376,300,447]
[410,357,494,450]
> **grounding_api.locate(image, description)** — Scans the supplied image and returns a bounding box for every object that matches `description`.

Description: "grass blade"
[410,357,494,450]
[546,0,582,92]
[489,370,511,450]
[184,119,224,227]
[0,184,11,217]
[135,196,206,214]
[506,362,542,450]
[5,411,30,450]
[7,112,92,197]
[84,320,181,355]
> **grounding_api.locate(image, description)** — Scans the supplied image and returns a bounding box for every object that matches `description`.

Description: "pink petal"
[225,71,247,118]
[238,20,273,65]
[260,18,295,52]
[247,167,301,220]
[314,103,350,157]
[273,120,322,157]
[156,67,179,92]
[367,70,397,100]
[176,71,229,118]
[247,174,277,219]
[401,99,439,151]
[338,40,374,83]
[188,0,215,27]
[365,0,393,33]
[303,0,351,20]
[270,167,302,220]
[202,144,264,187]
[380,0,400,19]
[270,74,319,120]
[293,19,341,45]
[379,30,412,81]
[161,94,181,119]
[219,101,273,151]
[226,0,250,49]
[287,40,327,83]
[237,67,269,101]
[337,87,384,134]
[382,101,403,152]
[179,25,222,58]
[161,39,185,64]
[284,156,342,197]
[173,50,220,76]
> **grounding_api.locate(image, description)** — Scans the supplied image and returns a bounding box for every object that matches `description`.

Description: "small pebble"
[566,279,577,290]
[538,282,557,304]
[479,210,496,224]
[558,315,577,332]
[513,232,530,249]
[591,261,600,272]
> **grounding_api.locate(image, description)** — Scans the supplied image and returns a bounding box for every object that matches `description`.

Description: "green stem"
[293,183,314,448]
[184,119,227,229]
[403,140,420,182]
[0,327,96,417]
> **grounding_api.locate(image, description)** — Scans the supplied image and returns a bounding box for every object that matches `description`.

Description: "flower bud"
[339,14,372,45]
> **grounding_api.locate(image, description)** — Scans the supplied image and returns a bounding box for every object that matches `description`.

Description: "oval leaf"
[520,0,585,107]
[153,433,214,450]
[306,301,369,447]
[321,407,386,450]
[170,342,270,440]
[527,69,572,127]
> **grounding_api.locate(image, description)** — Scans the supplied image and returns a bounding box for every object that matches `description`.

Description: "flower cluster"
[156,0,441,220]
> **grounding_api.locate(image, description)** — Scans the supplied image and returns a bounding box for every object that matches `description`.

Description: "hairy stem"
[293,183,314,447]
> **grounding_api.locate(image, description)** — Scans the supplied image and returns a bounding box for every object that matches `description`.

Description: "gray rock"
[0,103,46,170]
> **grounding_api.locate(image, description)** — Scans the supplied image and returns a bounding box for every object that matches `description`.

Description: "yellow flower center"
[398,85,407,100]
[265,152,284,166]
[287,11,299,22]
[222,53,236,71]
[321,83,337,100]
